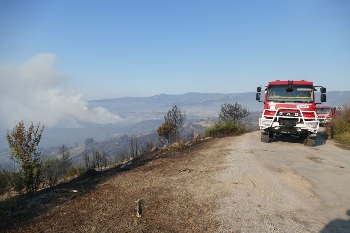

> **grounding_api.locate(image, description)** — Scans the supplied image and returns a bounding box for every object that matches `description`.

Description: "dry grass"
[0,139,223,232]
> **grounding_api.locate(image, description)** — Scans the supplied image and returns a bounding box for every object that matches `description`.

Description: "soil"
[1,130,350,232]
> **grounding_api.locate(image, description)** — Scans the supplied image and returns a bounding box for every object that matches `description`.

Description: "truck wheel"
[261,132,270,143]
[305,136,316,147]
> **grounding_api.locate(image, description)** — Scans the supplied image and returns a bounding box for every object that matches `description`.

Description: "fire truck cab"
[316,106,337,126]
[256,80,326,147]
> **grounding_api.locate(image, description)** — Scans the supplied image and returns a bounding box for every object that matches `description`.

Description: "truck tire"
[305,136,316,147]
[261,132,270,143]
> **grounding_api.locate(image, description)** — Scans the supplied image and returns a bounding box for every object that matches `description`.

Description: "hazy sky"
[0,0,349,127]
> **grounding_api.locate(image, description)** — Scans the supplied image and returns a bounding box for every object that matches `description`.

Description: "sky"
[0,0,349,128]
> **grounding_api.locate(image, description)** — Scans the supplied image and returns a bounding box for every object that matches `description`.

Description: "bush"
[326,104,350,146]
[66,167,84,179]
[1,170,24,194]
[40,158,59,188]
[205,120,248,138]
[334,132,350,145]
[157,105,186,144]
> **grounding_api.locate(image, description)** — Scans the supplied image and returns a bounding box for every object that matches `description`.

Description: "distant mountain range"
[89,91,350,118]
[1,91,349,150]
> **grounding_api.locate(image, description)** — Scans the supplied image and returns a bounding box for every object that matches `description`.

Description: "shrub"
[326,104,350,146]
[1,170,24,194]
[40,158,59,188]
[157,105,185,144]
[157,121,174,144]
[205,120,248,138]
[66,167,84,179]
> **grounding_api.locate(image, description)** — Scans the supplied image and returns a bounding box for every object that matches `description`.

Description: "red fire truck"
[256,80,326,146]
[316,106,337,126]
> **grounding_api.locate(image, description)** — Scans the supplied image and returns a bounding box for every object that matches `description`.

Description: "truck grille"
[279,118,298,127]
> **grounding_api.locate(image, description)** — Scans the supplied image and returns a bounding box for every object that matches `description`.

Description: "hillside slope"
[1,131,350,232]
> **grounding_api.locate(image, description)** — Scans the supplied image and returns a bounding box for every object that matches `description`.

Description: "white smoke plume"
[0,53,122,129]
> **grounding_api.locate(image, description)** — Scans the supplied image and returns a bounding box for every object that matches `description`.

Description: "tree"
[219,102,250,124]
[6,121,45,193]
[83,151,91,169]
[130,136,139,159]
[116,150,128,163]
[84,138,94,146]
[157,105,185,143]
[93,149,105,171]
[58,145,72,179]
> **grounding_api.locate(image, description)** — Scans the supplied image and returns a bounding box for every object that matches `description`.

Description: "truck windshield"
[316,108,331,114]
[267,85,313,102]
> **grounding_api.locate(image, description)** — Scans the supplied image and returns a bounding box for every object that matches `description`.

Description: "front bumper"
[258,108,319,134]
[259,118,319,133]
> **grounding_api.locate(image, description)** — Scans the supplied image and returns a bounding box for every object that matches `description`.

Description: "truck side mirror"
[321,93,326,102]
[257,87,261,92]
[320,87,326,93]
[256,93,261,101]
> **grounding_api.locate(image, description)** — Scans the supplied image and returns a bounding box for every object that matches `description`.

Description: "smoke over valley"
[0,53,122,129]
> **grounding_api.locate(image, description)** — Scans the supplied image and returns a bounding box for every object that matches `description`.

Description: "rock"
[151,147,159,152]
[171,142,180,148]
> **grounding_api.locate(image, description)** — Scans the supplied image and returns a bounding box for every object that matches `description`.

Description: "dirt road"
[212,130,350,232]
[2,130,350,232]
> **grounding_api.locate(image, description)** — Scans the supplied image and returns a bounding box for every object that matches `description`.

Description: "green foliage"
[157,121,175,144]
[1,170,24,193]
[326,104,350,145]
[6,121,44,193]
[84,138,94,146]
[205,102,250,138]
[157,105,185,144]
[40,145,73,188]
[41,158,59,187]
[219,102,250,124]
[66,167,84,178]
[205,119,248,138]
